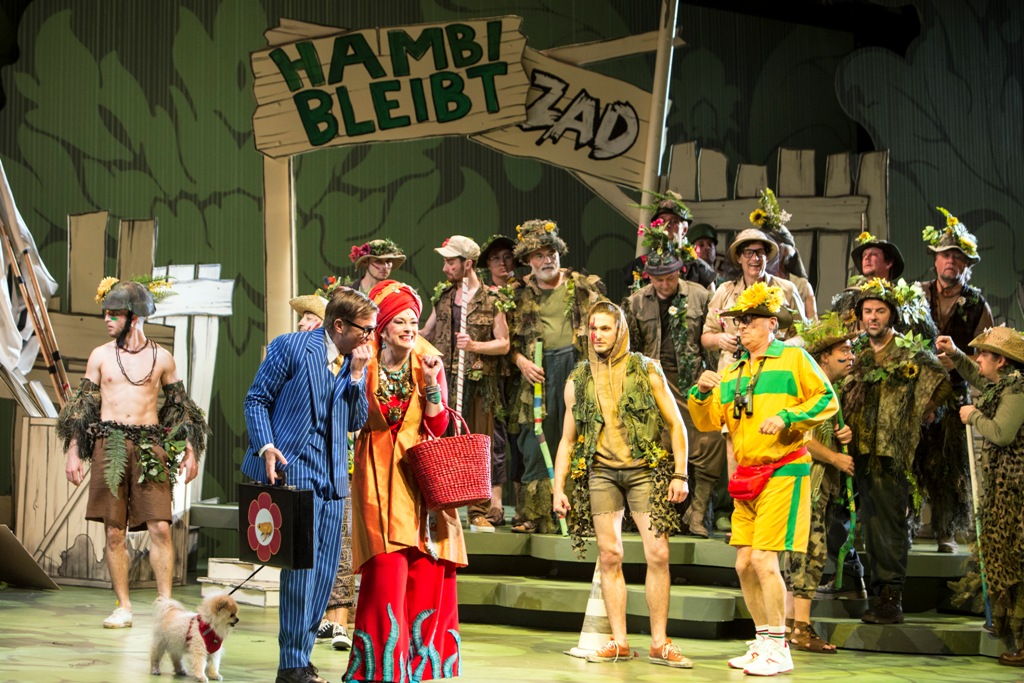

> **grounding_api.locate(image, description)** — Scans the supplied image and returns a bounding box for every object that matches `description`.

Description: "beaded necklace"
[115,339,158,386]
[375,355,412,424]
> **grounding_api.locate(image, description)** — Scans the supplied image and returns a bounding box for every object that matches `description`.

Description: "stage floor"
[1,583,1018,683]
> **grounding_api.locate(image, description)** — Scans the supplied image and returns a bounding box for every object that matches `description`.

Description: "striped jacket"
[688,338,837,467]
[241,330,369,499]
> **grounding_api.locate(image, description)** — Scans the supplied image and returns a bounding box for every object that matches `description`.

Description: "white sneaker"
[332,624,353,651]
[744,639,794,676]
[728,638,764,670]
[103,606,133,629]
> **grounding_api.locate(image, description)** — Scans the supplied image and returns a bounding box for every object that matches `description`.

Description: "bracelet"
[425,384,441,405]
[671,473,688,482]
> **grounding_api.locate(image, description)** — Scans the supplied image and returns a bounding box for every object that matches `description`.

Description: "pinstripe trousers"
[279,495,346,669]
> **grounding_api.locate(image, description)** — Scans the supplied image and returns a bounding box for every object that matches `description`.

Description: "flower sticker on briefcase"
[238,482,314,570]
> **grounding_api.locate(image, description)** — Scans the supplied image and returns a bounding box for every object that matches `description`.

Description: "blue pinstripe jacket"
[241,330,369,499]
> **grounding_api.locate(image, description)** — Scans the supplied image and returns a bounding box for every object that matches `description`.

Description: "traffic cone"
[564,562,612,657]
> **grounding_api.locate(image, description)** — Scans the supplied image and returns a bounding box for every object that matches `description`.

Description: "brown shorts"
[86,434,172,531]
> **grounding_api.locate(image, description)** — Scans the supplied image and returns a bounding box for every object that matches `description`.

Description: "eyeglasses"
[734,314,758,326]
[741,248,766,260]
[344,319,376,339]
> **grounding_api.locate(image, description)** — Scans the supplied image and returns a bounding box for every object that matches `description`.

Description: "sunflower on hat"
[922,206,979,262]
[733,281,785,315]
[749,188,791,232]
[95,274,175,306]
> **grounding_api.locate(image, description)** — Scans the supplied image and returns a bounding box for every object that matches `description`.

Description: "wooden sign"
[472,47,651,188]
[252,17,530,157]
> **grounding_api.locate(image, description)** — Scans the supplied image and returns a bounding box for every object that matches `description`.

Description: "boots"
[685,478,714,539]
[861,585,904,624]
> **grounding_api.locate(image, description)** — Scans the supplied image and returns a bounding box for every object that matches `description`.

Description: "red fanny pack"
[728,447,808,501]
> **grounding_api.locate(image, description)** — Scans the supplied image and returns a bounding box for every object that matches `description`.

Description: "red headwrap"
[368,279,422,332]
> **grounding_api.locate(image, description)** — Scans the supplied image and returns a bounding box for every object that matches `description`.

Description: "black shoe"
[276,665,328,683]
[816,575,867,600]
[861,587,904,624]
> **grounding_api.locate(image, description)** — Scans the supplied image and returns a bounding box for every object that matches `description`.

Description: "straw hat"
[289,294,327,320]
[969,326,1024,365]
[728,229,779,265]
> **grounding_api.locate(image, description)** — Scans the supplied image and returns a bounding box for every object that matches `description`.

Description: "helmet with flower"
[851,230,905,279]
[95,274,175,316]
[922,206,980,264]
[855,277,930,333]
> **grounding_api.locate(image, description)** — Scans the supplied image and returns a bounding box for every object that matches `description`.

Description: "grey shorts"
[588,465,652,516]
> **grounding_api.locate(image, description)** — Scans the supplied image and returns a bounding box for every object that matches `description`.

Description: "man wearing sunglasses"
[689,284,837,677]
[242,288,377,683]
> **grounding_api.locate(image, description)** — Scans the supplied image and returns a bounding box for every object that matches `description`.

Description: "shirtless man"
[59,279,206,628]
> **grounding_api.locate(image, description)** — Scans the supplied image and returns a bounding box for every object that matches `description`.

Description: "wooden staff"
[0,229,67,406]
[455,278,469,416]
[19,242,71,400]
[833,405,857,589]
[965,396,993,629]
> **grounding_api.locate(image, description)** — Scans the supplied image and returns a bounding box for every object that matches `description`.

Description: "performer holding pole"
[940,329,1024,667]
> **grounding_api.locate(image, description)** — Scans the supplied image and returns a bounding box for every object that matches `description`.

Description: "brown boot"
[861,586,904,624]
[686,478,714,538]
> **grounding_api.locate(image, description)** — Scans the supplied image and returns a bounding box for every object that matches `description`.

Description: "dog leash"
[227,564,265,596]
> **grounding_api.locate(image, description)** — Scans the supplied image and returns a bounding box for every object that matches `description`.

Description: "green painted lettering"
[370,80,410,130]
[444,24,482,68]
[335,86,376,137]
[293,90,337,146]
[487,20,501,61]
[328,33,386,84]
[466,62,507,113]
[430,72,470,123]
[270,43,325,92]
[388,28,448,77]
[409,78,430,123]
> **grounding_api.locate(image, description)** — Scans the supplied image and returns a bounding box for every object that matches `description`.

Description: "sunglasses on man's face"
[344,319,376,339]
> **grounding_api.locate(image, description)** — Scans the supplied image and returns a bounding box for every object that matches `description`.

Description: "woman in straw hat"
[345,280,466,683]
[939,327,1024,667]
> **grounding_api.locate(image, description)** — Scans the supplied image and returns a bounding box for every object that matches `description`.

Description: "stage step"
[198,576,280,608]
[817,611,1003,656]
[198,557,280,608]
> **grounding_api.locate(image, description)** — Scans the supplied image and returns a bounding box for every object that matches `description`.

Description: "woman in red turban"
[345,280,467,683]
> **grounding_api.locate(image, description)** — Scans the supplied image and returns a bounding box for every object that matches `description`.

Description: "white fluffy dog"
[150,593,240,682]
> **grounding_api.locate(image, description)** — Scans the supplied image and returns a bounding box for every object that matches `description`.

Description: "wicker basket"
[408,408,492,511]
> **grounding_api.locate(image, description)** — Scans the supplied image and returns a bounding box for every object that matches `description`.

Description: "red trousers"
[344,548,460,683]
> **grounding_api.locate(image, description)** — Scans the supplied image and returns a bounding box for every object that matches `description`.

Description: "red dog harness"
[186,616,223,654]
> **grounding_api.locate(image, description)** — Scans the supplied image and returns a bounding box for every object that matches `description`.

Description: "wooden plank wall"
[66,211,108,315]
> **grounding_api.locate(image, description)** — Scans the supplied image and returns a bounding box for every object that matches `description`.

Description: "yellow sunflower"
[733,281,783,314]
[749,208,767,227]
[857,231,874,243]
[946,214,958,227]
[94,276,119,304]
[544,221,556,232]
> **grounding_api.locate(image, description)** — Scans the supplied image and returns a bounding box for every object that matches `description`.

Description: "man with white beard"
[507,219,606,534]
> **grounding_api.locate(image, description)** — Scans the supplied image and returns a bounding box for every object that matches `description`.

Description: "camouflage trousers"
[783,462,844,599]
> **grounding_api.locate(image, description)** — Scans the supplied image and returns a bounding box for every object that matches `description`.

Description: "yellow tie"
[330,355,343,376]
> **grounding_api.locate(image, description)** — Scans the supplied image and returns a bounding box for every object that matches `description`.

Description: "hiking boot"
[648,639,693,668]
[815,575,867,600]
[861,586,904,624]
[331,624,352,651]
[469,515,495,533]
[744,639,794,676]
[315,619,338,643]
[103,606,133,628]
[727,638,765,670]
[586,640,631,663]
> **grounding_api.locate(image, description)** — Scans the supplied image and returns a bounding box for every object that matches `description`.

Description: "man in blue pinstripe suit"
[242,288,377,683]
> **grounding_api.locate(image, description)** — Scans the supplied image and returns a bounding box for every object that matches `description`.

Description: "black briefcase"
[238,481,314,570]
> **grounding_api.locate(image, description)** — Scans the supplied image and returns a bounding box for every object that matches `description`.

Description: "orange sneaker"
[649,639,694,669]
[586,640,632,663]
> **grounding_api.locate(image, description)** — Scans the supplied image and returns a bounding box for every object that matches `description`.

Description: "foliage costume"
[947,344,1024,653]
